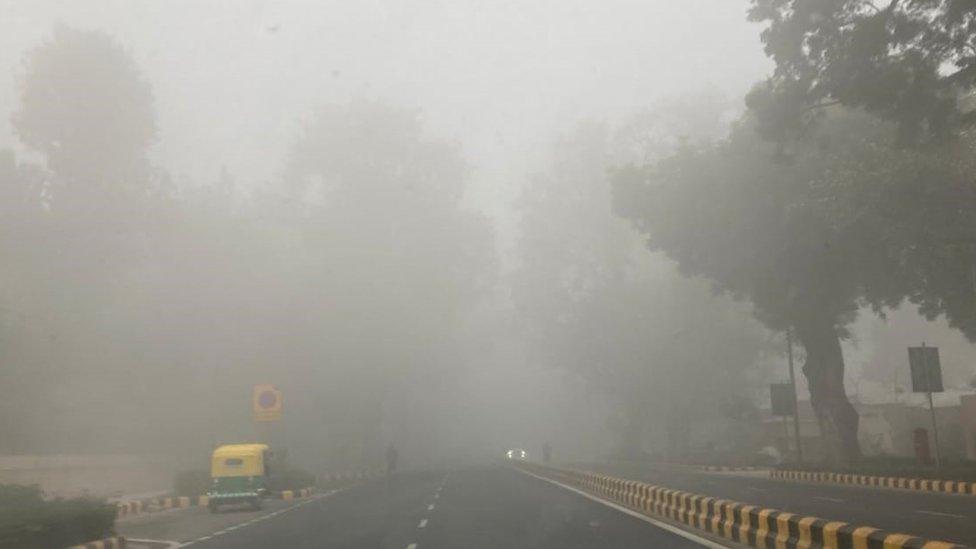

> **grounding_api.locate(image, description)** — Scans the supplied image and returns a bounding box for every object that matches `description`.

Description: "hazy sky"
[1,0,770,231]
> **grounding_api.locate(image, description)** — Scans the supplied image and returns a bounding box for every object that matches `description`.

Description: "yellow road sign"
[252,384,282,422]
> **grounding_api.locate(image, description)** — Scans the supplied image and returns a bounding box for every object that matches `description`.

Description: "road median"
[770,469,976,497]
[115,469,379,518]
[515,462,966,549]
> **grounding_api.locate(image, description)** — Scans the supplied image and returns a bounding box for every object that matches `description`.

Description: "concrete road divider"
[67,535,126,549]
[317,470,381,484]
[701,466,765,472]
[115,469,380,517]
[277,487,312,501]
[116,495,208,517]
[771,469,976,496]
[516,462,966,549]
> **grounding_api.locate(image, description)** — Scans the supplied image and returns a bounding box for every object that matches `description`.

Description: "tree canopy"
[747,0,976,145]
[13,25,156,182]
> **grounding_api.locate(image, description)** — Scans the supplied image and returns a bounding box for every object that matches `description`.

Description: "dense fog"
[3,0,976,479]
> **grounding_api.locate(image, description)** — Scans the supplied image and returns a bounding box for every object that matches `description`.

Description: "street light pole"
[786,328,803,464]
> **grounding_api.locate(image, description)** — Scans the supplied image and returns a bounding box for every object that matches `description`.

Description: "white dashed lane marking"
[418,519,428,528]
[178,490,343,547]
[407,544,417,549]
[813,496,843,503]
[427,504,435,511]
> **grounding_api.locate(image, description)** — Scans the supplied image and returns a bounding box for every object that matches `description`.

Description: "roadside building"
[755,393,975,463]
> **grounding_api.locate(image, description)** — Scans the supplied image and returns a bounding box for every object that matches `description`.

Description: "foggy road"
[121,467,711,549]
[588,463,976,546]
[9,4,976,549]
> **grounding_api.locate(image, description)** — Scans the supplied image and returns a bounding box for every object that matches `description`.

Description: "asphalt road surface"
[586,462,976,547]
[120,466,711,548]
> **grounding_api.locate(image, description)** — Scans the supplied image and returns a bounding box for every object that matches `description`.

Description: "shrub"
[0,484,116,549]
[267,468,316,492]
[173,470,211,496]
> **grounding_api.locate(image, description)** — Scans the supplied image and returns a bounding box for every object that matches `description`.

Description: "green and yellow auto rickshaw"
[207,443,271,512]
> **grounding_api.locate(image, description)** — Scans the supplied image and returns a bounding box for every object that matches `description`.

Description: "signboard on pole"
[908,344,943,470]
[252,384,282,422]
[908,346,943,393]
[770,383,793,417]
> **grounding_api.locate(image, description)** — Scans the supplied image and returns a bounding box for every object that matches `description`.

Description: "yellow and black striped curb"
[277,487,313,501]
[116,495,208,517]
[117,489,315,515]
[67,535,125,549]
[317,470,381,484]
[516,462,965,549]
[116,469,381,517]
[772,469,976,496]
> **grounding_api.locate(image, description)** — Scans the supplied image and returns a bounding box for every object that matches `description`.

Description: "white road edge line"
[418,518,428,528]
[177,488,349,547]
[514,468,726,549]
[916,510,966,519]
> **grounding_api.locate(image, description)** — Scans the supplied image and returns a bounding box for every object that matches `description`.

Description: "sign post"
[252,384,283,423]
[770,382,794,459]
[908,344,943,470]
[786,328,803,464]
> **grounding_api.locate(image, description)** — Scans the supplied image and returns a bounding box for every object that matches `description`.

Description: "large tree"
[614,107,976,463]
[1,25,167,452]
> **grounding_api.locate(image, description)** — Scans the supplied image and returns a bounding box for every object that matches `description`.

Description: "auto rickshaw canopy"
[210,443,270,477]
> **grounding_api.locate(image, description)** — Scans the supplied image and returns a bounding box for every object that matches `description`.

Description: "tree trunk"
[795,315,861,464]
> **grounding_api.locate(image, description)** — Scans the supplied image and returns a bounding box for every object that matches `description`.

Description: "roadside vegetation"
[0,484,115,548]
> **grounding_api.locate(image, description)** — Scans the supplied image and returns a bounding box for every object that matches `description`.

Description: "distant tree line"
[0,25,495,471]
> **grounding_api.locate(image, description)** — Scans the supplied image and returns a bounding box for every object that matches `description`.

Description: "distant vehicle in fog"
[506,448,527,460]
[208,443,272,512]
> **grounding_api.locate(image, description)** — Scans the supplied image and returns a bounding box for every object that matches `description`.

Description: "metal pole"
[786,328,803,464]
[922,342,942,470]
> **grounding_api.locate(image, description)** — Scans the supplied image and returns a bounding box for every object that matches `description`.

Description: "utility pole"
[786,328,803,464]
